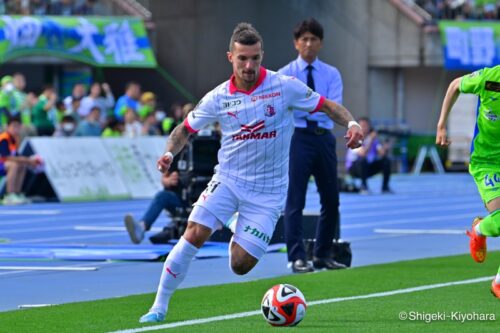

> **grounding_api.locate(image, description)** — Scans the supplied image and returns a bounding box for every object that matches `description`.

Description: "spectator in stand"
[138,92,156,120]
[114,81,141,121]
[161,103,183,135]
[12,73,30,126]
[5,0,30,15]
[0,116,42,205]
[30,0,49,15]
[63,83,86,115]
[102,117,124,137]
[13,74,37,140]
[79,82,115,120]
[74,106,102,136]
[142,112,161,136]
[0,76,17,129]
[123,108,143,138]
[54,101,67,124]
[73,0,96,15]
[53,115,77,137]
[32,84,57,136]
[50,0,74,15]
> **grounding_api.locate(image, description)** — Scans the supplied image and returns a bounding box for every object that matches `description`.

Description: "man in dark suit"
[279,18,356,273]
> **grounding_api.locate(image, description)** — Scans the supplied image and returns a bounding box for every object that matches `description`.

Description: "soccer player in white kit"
[139,22,363,323]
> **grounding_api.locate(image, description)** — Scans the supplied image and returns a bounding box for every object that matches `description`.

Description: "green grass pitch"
[1,252,499,333]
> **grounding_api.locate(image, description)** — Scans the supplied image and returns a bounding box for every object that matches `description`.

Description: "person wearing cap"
[138,92,156,119]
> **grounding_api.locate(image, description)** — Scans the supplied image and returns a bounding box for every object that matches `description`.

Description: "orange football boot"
[466,217,486,263]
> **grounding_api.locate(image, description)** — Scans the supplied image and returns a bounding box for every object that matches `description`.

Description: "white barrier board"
[29,137,131,201]
[102,137,165,198]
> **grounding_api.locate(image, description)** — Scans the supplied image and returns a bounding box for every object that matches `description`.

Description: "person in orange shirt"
[0,116,41,205]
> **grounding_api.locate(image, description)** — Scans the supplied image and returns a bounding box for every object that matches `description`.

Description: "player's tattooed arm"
[319,99,364,149]
[319,99,355,127]
[166,122,192,156]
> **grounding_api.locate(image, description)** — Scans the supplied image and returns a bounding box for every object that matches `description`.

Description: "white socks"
[474,223,483,236]
[150,237,199,314]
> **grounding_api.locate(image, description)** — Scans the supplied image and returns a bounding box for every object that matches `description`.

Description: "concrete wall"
[148,0,370,118]
[368,0,423,66]
[146,0,457,135]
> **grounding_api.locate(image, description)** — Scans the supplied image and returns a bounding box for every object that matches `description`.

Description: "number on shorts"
[205,180,220,194]
[484,174,500,187]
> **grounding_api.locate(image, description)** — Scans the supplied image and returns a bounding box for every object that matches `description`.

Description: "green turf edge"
[0,251,498,333]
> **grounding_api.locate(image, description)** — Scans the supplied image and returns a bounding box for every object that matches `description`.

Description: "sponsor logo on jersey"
[264,104,276,117]
[222,99,242,109]
[251,91,281,102]
[232,120,276,140]
[241,120,265,133]
[485,81,500,92]
[306,88,313,98]
[484,109,498,121]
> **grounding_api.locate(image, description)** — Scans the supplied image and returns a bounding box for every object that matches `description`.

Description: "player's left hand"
[344,125,364,149]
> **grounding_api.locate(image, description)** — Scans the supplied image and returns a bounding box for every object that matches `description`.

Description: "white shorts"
[188,176,285,259]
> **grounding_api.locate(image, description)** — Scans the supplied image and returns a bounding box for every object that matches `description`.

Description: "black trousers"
[348,156,391,190]
[284,129,340,262]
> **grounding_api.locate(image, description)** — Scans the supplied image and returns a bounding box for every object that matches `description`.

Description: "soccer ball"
[261,284,307,326]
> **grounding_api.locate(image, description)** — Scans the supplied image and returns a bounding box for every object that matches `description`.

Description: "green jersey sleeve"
[460,69,486,94]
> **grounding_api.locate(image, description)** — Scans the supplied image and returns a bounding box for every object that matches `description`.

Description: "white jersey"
[184,67,325,194]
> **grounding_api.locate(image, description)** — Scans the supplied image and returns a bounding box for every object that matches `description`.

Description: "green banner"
[0,16,157,68]
[438,20,500,70]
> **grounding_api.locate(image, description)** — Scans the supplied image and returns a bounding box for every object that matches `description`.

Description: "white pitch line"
[73,226,163,232]
[18,304,55,309]
[107,276,493,333]
[0,210,61,215]
[10,232,126,244]
[373,228,466,235]
[0,266,98,271]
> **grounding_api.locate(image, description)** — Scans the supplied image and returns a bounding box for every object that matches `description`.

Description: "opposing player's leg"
[140,179,237,323]
[467,196,500,263]
[466,216,487,263]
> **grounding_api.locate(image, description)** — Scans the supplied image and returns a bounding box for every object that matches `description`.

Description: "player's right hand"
[157,153,173,173]
[436,127,451,147]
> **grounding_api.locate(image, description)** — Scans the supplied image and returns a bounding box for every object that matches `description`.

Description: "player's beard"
[241,69,256,83]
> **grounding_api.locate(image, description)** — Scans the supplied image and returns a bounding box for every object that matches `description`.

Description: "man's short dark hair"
[293,18,324,40]
[229,22,263,51]
[7,115,21,126]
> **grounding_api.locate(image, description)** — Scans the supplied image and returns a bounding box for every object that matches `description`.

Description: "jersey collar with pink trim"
[229,67,267,95]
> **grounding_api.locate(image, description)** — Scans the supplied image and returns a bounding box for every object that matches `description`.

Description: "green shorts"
[469,164,500,204]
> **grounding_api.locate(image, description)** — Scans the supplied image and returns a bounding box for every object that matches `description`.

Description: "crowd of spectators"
[416,0,500,20]
[0,74,194,141]
[0,0,98,16]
